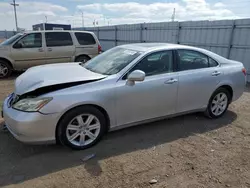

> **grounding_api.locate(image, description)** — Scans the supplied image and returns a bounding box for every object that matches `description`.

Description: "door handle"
[38,48,44,52]
[164,78,178,84]
[212,71,221,76]
[47,48,52,52]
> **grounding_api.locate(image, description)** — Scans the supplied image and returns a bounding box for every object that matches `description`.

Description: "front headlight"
[13,97,52,112]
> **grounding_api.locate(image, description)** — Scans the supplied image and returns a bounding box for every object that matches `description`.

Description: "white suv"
[0,30,101,78]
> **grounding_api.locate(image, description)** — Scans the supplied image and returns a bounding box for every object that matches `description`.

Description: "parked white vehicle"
[2,43,246,150]
[0,30,101,78]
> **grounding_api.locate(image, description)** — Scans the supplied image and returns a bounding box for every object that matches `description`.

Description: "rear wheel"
[57,106,107,150]
[0,61,12,78]
[205,88,230,118]
[75,55,90,64]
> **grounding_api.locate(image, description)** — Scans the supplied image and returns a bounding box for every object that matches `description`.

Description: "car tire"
[0,60,12,79]
[57,106,107,150]
[75,55,90,64]
[205,88,231,119]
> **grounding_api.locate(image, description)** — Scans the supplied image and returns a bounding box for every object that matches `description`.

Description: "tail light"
[242,68,247,76]
[98,44,102,54]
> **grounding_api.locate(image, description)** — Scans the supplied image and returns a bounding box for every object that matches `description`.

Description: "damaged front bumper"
[2,96,59,144]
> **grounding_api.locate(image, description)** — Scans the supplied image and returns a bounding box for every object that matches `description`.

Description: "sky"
[0,0,250,30]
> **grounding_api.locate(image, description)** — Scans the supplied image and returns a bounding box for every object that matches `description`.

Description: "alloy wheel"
[0,63,8,78]
[211,92,228,116]
[66,114,101,146]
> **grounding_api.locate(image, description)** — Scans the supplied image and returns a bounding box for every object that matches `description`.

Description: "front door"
[115,50,179,126]
[10,33,46,70]
[176,49,222,113]
[44,32,75,64]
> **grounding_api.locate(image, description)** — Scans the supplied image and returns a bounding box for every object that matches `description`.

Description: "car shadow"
[0,111,237,186]
[0,71,23,81]
[245,84,250,93]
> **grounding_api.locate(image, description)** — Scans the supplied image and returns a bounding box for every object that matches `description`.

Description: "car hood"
[15,63,107,95]
[0,45,10,51]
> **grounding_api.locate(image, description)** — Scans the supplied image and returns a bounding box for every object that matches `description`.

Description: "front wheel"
[205,88,230,118]
[57,106,107,150]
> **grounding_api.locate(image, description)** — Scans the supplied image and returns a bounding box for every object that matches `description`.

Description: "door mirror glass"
[127,70,145,82]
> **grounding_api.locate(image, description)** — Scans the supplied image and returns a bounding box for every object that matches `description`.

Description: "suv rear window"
[45,32,73,47]
[75,32,96,45]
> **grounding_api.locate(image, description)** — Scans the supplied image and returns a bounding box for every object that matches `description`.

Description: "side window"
[75,33,96,45]
[177,50,209,71]
[13,33,42,48]
[209,57,218,67]
[130,51,173,77]
[45,32,73,47]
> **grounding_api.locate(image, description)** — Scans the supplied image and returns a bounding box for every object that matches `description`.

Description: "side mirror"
[13,42,22,49]
[126,70,145,86]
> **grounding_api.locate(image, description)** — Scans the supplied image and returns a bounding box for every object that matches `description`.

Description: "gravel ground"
[0,75,250,188]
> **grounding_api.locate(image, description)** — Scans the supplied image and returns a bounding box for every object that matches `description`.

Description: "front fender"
[39,91,115,127]
[0,55,15,68]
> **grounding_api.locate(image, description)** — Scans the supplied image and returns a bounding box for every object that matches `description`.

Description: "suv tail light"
[242,68,247,76]
[98,44,102,54]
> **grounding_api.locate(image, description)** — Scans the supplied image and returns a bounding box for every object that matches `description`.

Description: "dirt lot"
[0,75,250,188]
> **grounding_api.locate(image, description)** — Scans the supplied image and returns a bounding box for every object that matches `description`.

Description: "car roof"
[120,43,201,52]
[22,30,94,35]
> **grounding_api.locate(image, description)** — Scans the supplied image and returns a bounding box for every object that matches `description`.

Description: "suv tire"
[0,60,12,79]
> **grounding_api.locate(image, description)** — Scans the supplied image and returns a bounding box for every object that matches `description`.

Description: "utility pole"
[10,0,19,31]
[171,8,176,22]
[78,10,84,28]
[81,11,84,28]
[45,16,48,23]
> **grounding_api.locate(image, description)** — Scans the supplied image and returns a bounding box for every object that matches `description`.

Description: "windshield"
[83,47,141,75]
[0,33,23,45]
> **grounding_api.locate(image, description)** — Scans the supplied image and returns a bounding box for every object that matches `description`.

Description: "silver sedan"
[2,43,246,149]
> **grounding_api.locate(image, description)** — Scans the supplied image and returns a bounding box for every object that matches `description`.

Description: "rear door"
[10,32,46,69]
[44,32,75,64]
[74,32,98,57]
[176,49,221,113]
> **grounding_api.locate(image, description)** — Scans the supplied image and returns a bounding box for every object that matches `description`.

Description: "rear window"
[209,57,219,67]
[45,32,73,47]
[75,32,96,45]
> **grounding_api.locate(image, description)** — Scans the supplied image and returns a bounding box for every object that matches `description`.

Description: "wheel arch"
[0,57,14,69]
[55,104,111,143]
[215,84,233,103]
[75,54,91,62]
